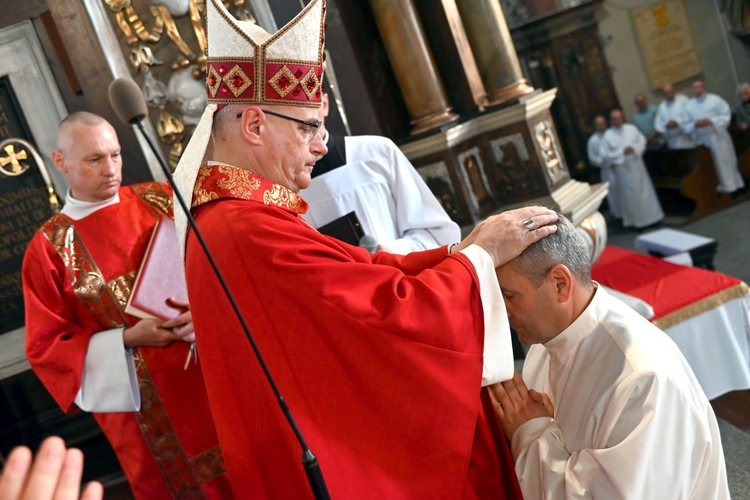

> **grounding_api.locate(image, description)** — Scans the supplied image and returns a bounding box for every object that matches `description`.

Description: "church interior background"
[1,0,750,493]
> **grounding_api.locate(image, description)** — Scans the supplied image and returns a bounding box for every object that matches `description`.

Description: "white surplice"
[302,135,460,254]
[587,131,621,219]
[683,93,745,193]
[654,94,696,149]
[513,287,730,500]
[601,124,664,228]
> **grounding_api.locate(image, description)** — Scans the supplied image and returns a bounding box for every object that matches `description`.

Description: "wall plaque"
[0,79,57,335]
[0,138,56,335]
[632,1,702,89]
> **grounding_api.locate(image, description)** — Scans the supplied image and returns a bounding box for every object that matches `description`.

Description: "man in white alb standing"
[587,114,620,221]
[654,82,695,150]
[600,109,664,229]
[683,80,745,195]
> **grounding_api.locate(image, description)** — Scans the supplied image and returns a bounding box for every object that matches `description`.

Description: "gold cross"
[0,144,28,174]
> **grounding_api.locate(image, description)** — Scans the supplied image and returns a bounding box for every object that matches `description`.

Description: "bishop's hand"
[453,206,558,268]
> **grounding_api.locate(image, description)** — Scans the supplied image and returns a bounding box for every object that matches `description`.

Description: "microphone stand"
[133,119,330,500]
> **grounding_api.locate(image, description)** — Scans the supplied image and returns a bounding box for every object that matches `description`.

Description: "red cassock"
[185,166,522,498]
[23,183,231,499]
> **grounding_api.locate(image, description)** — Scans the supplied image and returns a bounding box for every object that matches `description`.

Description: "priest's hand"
[0,436,103,500]
[452,206,558,268]
[666,119,678,129]
[162,297,195,342]
[624,146,634,154]
[695,118,712,127]
[123,319,184,348]
[490,371,554,440]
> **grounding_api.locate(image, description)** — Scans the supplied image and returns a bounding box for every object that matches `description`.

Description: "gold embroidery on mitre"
[217,165,262,199]
[299,68,321,100]
[206,65,222,97]
[109,271,136,309]
[268,65,299,98]
[203,0,326,107]
[263,184,302,211]
[223,65,252,97]
[74,269,106,300]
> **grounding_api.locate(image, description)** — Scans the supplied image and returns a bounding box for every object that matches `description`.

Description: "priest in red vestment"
[172,1,557,497]
[22,112,231,499]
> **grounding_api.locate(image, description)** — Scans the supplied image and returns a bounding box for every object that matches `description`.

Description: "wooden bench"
[643,147,734,224]
[729,127,750,179]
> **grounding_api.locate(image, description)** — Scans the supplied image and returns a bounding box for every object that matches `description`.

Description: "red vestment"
[23,183,231,499]
[186,166,522,498]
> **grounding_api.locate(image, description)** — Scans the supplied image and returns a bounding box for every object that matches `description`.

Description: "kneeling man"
[490,215,729,499]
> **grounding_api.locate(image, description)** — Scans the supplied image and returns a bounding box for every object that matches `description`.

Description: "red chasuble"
[23,183,231,499]
[186,166,522,498]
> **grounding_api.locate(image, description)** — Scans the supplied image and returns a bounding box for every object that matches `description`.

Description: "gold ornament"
[0,144,30,177]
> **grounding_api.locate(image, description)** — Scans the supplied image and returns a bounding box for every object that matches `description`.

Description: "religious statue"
[462,153,493,210]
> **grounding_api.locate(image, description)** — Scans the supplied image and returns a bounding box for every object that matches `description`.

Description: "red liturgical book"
[125,215,188,321]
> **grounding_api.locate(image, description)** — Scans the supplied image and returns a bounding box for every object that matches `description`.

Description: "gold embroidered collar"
[192,165,308,214]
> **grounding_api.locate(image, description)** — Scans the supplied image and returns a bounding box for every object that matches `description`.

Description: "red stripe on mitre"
[265,63,323,103]
[206,61,255,101]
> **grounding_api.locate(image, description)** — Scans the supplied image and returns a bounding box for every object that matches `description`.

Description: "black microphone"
[108,77,330,500]
[358,234,378,254]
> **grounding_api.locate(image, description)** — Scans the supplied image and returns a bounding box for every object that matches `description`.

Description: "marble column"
[368,0,459,135]
[455,0,534,107]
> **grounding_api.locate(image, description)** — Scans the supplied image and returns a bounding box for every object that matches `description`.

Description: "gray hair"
[213,103,245,128]
[512,213,592,289]
[738,82,750,95]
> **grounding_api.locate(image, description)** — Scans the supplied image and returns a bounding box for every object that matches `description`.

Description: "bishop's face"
[262,106,327,192]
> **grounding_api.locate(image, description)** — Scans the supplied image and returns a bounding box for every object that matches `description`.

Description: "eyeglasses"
[237,108,322,141]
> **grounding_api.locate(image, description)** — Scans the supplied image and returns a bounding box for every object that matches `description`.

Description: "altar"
[592,246,750,400]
